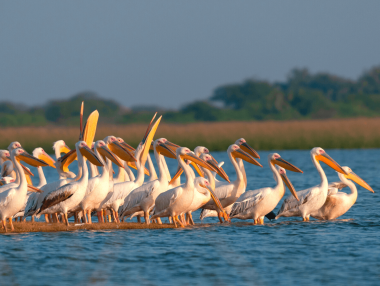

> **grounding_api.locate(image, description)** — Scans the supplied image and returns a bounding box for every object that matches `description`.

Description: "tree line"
[1,65,380,126]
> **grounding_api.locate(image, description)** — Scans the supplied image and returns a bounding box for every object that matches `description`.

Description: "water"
[1,149,380,285]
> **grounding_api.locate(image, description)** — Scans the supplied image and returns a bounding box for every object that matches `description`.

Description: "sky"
[1,1,380,109]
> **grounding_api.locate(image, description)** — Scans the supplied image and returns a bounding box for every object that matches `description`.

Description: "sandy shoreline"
[0,221,177,234]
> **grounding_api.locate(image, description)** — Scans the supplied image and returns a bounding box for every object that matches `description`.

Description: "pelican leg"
[144,211,150,225]
[253,218,258,225]
[180,214,187,226]
[44,214,49,223]
[49,214,54,223]
[169,216,172,224]
[8,218,14,231]
[2,220,7,232]
[64,213,69,226]
[157,217,162,225]
[259,217,264,225]
[103,211,107,223]
[83,210,88,224]
[175,216,185,228]
[137,215,142,223]
[87,210,92,224]
[96,211,102,223]
[108,214,112,223]
[217,212,223,223]
[111,210,116,223]
[188,213,195,225]
[100,210,104,223]
[31,216,35,223]
[172,216,178,228]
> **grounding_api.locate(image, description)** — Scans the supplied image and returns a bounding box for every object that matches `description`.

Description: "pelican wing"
[24,192,40,217]
[154,187,183,214]
[0,189,16,208]
[328,181,348,191]
[230,190,265,217]
[214,182,235,200]
[277,188,312,216]
[38,183,75,213]
[120,181,157,215]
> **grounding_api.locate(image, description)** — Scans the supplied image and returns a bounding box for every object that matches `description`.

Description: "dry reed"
[1,117,380,152]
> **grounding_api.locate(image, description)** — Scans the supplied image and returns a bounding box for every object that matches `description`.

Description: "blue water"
[1,149,380,285]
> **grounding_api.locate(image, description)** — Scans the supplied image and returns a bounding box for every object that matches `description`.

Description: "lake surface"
[1,149,380,285]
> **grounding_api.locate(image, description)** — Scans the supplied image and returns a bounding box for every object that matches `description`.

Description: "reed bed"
[1,117,380,152]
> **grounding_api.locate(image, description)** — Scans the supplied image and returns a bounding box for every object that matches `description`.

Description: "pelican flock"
[0,102,375,232]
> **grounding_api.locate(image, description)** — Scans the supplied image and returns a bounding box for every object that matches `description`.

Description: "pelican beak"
[18,151,49,167]
[165,141,181,155]
[149,141,154,151]
[79,145,104,166]
[181,153,217,172]
[200,183,229,222]
[271,158,303,173]
[156,142,177,159]
[280,172,299,201]
[240,142,260,159]
[315,153,348,175]
[126,161,150,176]
[38,153,56,168]
[140,114,162,165]
[190,162,204,177]
[27,185,43,193]
[232,149,262,167]
[109,141,137,162]
[206,157,230,183]
[59,145,71,154]
[345,171,374,193]
[98,145,123,168]
[60,149,76,168]
[169,165,183,185]
[120,142,136,153]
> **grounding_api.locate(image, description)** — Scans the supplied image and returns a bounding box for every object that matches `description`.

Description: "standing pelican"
[276,147,348,221]
[0,148,47,232]
[36,141,103,225]
[230,153,303,224]
[151,147,218,227]
[200,144,262,221]
[310,166,374,220]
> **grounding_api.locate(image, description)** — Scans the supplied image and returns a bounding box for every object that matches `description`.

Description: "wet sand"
[0,221,176,234]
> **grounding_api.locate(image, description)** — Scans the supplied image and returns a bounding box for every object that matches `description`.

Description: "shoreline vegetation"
[2,117,380,152]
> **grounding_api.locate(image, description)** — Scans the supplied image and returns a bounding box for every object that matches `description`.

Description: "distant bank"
[1,117,380,152]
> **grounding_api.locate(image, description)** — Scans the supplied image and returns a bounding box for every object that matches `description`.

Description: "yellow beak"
[345,171,374,193]
[108,141,137,163]
[271,158,303,173]
[79,145,104,166]
[232,149,262,167]
[127,161,150,176]
[205,157,230,183]
[98,145,124,168]
[240,142,260,159]
[18,152,49,168]
[315,153,348,175]
[38,153,56,168]
[280,173,299,201]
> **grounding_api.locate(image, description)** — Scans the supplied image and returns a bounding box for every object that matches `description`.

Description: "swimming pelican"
[276,147,348,221]
[0,148,47,232]
[200,144,262,222]
[230,153,303,224]
[310,166,374,220]
[151,147,218,227]
[118,138,177,224]
[36,141,103,225]
[80,140,124,224]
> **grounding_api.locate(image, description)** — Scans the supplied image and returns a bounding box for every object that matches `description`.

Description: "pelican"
[36,141,103,225]
[80,140,124,224]
[101,115,161,222]
[151,147,218,227]
[0,148,47,232]
[0,177,15,185]
[184,153,230,225]
[230,153,303,224]
[310,166,374,220]
[276,147,348,221]
[52,140,75,179]
[118,138,177,224]
[200,144,262,222]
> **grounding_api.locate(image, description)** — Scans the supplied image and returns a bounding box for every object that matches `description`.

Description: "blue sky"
[1,1,379,109]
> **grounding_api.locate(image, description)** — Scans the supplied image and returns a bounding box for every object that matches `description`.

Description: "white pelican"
[230,153,303,224]
[235,138,260,187]
[52,140,75,179]
[118,138,177,224]
[200,144,262,221]
[36,141,103,225]
[184,153,230,225]
[310,166,374,220]
[80,140,124,224]
[276,147,348,221]
[101,116,161,222]
[151,147,218,227]
[0,148,47,232]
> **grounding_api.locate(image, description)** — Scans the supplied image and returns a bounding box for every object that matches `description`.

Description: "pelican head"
[340,166,374,193]
[269,153,303,173]
[75,141,104,167]
[116,137,136,153]
[0,150,10,161]
[276,166,299,201]
[194,146,209,157]
[154,138,177,159]
[104,136,136,163]
[200,153,230,183]
[52,140,71,156]
[95,140,123,167]
[8,141,22,152]
[177,147,217,172]
[32,148,56,168]
[12,148,49,167]
[229,144,262,167]
[311,147,347,175]
[235,138,260,159]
